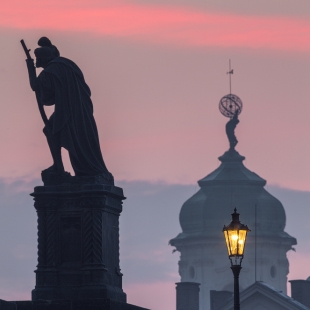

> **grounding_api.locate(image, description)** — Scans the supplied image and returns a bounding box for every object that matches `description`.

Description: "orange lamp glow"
[223,208,250,265]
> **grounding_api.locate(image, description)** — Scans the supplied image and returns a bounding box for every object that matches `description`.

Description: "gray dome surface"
[170,150,296,245]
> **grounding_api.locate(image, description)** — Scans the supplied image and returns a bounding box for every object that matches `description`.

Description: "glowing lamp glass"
[224,229,248,257]
[223,209,250,264]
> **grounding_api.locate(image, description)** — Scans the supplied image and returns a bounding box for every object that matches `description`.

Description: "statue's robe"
[36,57,113,181]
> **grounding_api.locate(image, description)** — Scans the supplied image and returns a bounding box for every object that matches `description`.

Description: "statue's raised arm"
[23,37,113,184]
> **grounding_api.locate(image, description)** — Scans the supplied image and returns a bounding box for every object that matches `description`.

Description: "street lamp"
[223,208,250,310]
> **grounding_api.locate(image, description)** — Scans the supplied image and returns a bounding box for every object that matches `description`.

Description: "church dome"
[171,150,296,244]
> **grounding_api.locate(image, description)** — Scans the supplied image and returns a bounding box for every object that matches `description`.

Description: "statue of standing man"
[23,37,113,183]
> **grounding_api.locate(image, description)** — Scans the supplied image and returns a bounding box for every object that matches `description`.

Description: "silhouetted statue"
[24,37,113,182]
[226,110,239,151]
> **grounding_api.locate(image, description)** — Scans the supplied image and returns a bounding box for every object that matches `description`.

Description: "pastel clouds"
[124,281,177,310]
[1,2,310,51]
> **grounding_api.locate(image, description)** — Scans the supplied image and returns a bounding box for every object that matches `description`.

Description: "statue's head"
[34,37,60,68]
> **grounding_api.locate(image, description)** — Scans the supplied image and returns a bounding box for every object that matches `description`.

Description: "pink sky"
[1,1,310,51]
[0,0,309,190]
[0,0,310,309]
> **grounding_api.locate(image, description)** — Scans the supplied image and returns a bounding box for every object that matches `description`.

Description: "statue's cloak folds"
[36,57,113,180]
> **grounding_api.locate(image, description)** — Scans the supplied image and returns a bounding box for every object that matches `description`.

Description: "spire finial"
[227,59,233,95]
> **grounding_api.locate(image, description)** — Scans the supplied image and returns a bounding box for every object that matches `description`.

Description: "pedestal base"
[32,284,126,302]
[31,175,127,302]
[7,299,149,310]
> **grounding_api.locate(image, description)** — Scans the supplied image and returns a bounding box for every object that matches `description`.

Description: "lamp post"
[223,208,250,310]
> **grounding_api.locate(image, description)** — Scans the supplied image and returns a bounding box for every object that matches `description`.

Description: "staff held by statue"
[20,39,51,132]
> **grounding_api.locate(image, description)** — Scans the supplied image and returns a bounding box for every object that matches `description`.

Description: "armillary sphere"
[219,94,243,118]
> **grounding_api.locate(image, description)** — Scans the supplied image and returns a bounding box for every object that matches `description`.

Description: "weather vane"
[227,59,233,94]
[219,60,243,151]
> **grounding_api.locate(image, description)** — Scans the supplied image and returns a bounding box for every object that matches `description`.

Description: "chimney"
[176,282,200,310]
[290,279,310,308]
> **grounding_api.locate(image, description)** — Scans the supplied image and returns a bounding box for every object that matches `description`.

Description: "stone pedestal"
[31,175,127,302]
